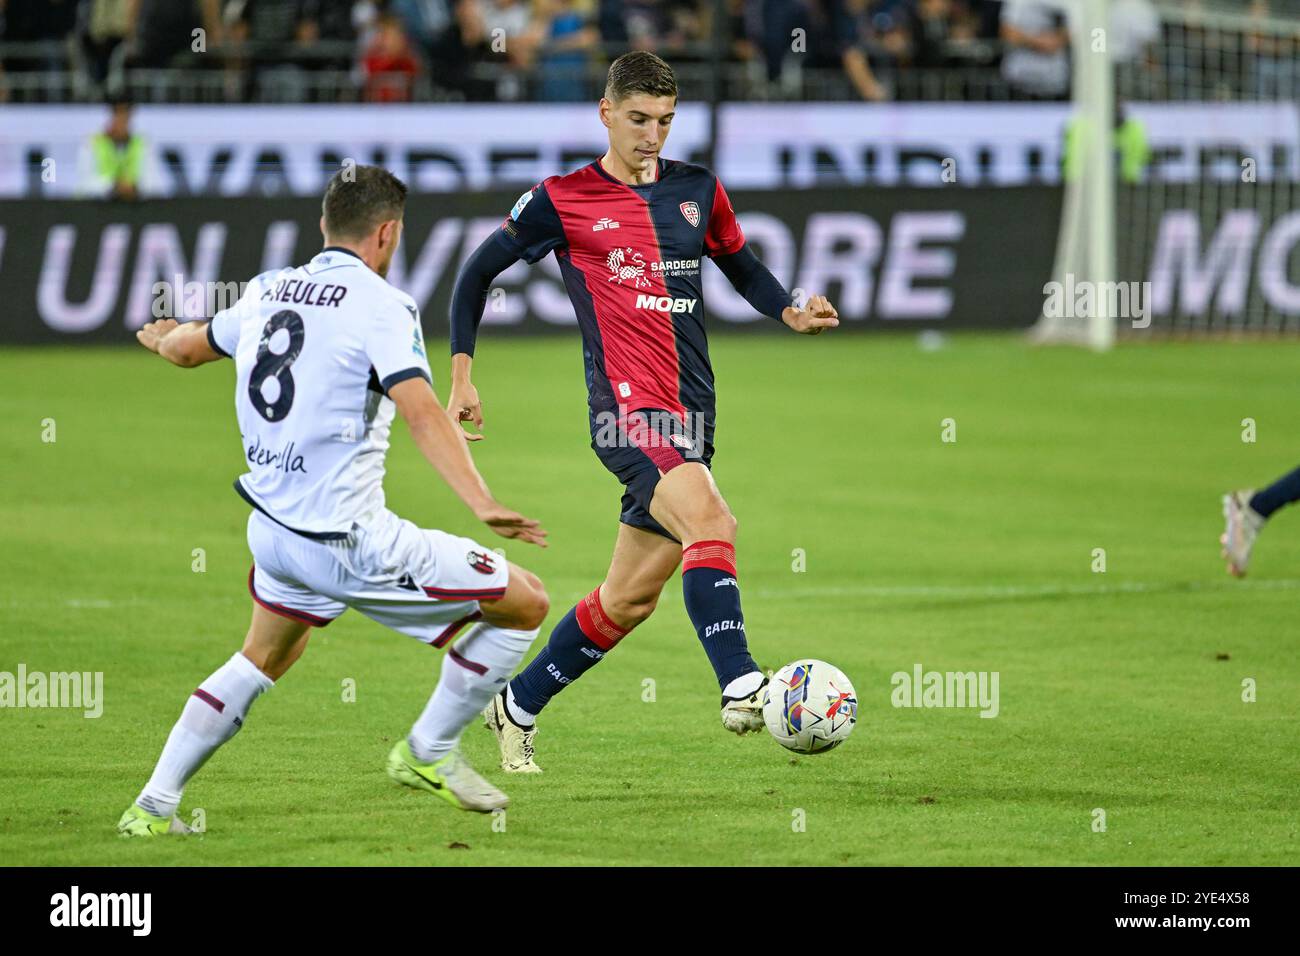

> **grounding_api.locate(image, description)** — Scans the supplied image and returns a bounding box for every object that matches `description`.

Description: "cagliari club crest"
[679,201,700,228]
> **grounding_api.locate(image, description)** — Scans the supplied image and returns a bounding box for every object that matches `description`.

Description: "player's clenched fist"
[447,378,484,440]
[781,294,840,335]
[136,318,180,353]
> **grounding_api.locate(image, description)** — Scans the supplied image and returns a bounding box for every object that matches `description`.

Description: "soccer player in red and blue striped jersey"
[448,51,839,772]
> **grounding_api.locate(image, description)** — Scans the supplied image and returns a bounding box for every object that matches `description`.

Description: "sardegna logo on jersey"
[606,247,650,287]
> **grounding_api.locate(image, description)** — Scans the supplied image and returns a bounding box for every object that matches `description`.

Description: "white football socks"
[408,623,538,763]
[136,652,274,819]
[722,670,765,700]
[504,684,537,728]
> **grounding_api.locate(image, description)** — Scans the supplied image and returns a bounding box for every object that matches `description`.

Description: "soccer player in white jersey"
[117,166,550,836]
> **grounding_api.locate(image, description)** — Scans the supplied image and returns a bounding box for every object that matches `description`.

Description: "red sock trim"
[575,587,629,650]
[447,646,488,675]
[682,539,737,576]
[192,688,225,713]
[431,610,483,648]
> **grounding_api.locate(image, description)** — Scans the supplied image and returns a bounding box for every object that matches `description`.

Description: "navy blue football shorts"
[590,407,714,542]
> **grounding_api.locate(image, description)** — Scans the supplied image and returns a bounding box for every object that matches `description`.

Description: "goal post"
[1030,0,1117,350]
[1034,0,1300,343]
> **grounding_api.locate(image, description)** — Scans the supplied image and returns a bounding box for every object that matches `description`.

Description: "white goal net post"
[1031,0,1300,347]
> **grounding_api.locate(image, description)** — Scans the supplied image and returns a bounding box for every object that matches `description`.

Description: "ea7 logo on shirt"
[636,293,697,313]
[592,217,620,231]
[606,247,650,288]
[466,549,496,575]
[680,201,700,227]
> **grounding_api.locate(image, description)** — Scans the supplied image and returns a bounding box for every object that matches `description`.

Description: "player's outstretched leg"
[117,605,308,836]
[1222,467,1300,577]
[387,562,547,808]
[485,525,680,772]
[649,463,766,735]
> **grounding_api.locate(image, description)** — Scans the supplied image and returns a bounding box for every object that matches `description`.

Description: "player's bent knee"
[602,591,658,629]
[684,506,736,545]
[482,564,549,631]
[523,580,551,630]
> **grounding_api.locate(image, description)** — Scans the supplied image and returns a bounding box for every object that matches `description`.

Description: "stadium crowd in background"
[0,0,1297,104]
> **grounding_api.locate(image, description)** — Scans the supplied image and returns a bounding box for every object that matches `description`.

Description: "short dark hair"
[321,165,408,241]
[605,51,677,103]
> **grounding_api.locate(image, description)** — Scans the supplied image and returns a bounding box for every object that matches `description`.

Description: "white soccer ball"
[762,660,857,754]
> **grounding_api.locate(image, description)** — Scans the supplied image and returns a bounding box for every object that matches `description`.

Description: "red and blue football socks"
[507,587,628,723]
[681,539,759,691]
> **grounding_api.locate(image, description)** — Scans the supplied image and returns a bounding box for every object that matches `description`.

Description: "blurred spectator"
[1108,0,1159,64]
[305,0,364,43]
[860,0,911,74]
[298,0,364,71]
[1247,0,1299,100]
[74,0,132,95]
[965,0,1002,41]
[390,0,452,58]
[612,0,703,57]
[1,0,79,74]
[76,97,159,198]
[476,0,539,57]
[225,0,324,100]
[537,0,598,102]
[801,0,887,101]
[468,0,547,99]
[129,0,222,68]
[416,0,489,100]
[723,0,758,65]
[999,0,1070,100]
[597,0,626,46]
[746,0,798,86]
[909,0,981,69]
[1108,0,1159,98]
[361,12,419,100]
[1063,90,1150,184]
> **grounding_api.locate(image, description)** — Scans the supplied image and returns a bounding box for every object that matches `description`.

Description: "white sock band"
[409,624,538,763]
[723,670,764,699]
[136,652,274,818]
[505,685,537,727]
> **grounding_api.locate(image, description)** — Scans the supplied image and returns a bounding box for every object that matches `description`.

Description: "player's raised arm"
[368,296,546,547]
[709,243,840,334]
[388,376,547,547]
[703,176,839,335]
[447,231,524,435]
[137,273,253,366]
[136,319,227,367]
[448,180,567,436]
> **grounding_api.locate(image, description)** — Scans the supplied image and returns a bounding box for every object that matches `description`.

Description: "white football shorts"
[245,508,509,646]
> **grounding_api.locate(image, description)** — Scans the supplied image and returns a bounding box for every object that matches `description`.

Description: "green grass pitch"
[1,333,1297,866]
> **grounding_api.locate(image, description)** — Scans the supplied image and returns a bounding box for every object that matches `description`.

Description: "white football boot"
[1221,490,1266,578]
[721,675,769,735]
[483,690,542,773]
